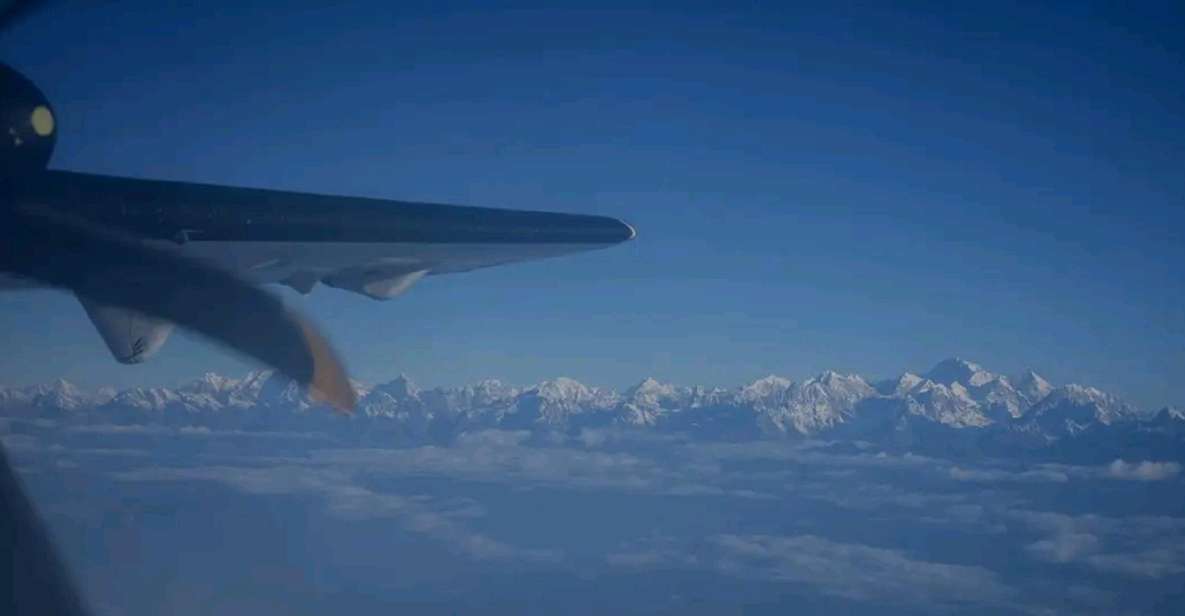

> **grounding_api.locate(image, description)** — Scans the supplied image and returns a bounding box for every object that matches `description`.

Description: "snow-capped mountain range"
[2,358,1181,458]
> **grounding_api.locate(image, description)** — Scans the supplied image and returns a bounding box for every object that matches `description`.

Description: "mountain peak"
[537,376,585,389]
[531,377,595,402]
[809,370,866,386]
[30,378,82,396]
[1017,369,1051,386]
[740,375,792,397]
[184,372,236,394]
[1028,383,1135,428]
[515,377,617,425]
[1153,407,1184,423]
[893,372,924,395]
[379,373,419,398]
[627,377,676,398]
[925,358,996,387]
[1013,369,1053,407]
[754,371,873,436]
[22,379,89,410]
[469,378,509,391]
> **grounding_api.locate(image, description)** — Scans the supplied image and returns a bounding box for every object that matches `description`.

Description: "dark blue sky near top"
[0,1,1182,408]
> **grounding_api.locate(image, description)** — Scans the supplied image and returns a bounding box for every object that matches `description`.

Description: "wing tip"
[620,219,637,242]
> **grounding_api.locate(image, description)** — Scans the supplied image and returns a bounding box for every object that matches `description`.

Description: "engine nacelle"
[323,267,428,300]
[1,62,56,177]
[77,295,175,364]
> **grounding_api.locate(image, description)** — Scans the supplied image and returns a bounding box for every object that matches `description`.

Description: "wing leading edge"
[9,170,634,245]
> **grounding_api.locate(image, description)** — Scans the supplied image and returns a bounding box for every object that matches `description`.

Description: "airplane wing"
[1,4,630,409]
[3,170,632,397]
[9,170,635,296]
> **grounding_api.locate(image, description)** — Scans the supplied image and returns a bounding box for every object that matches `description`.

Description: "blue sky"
[1,1,1183,408]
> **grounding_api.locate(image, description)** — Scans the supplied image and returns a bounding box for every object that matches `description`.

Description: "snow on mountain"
[886,372,924,397]
[2,359,1171,452]
[183,372,237,396]
[1024,384,1136,435]
[45,380,93,410]
[1157,407,1185,422]
[94,386,117,405]
[737,375,793,409]
[625,377,680,405]
[0,386,22,409]
[447,379,519,409]
[25,379,90,411]
[90,371,284,415]
[972,376,1025,420]
[1015,369,1053,406]
[1145,407,1185,438]
[925,358,996,388]
[899,379,991,428]
[0,383,36,409]
[358,374,423,419]
[0,379,101,412]
[505,377,619,427]
[174,372,260,411]
[375,374,418,399]
[618,378,690,426]
[106,386,188,413]
[424,379,519,423]
[256,372,325,412]
[758,371,875,435]
[919,358,1040,420]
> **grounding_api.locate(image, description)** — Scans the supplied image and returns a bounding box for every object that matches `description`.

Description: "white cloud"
[606,539,701,568]
[606,533,1017,609]
[304,432,769,499]
[1085,548,1185,579]
[312,443,661,492]
[1105,460,1181,482]
[455,429,532,448]
[796,479,970,511]
[710,534,1015,607]
[1008,509,1185,579]
[27,405,1185,608]
[1026,532,1101,563]
[114,464,560,563]
[948,466,1069,483]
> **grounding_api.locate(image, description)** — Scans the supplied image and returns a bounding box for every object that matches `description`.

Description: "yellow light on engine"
[31,106,54,137]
